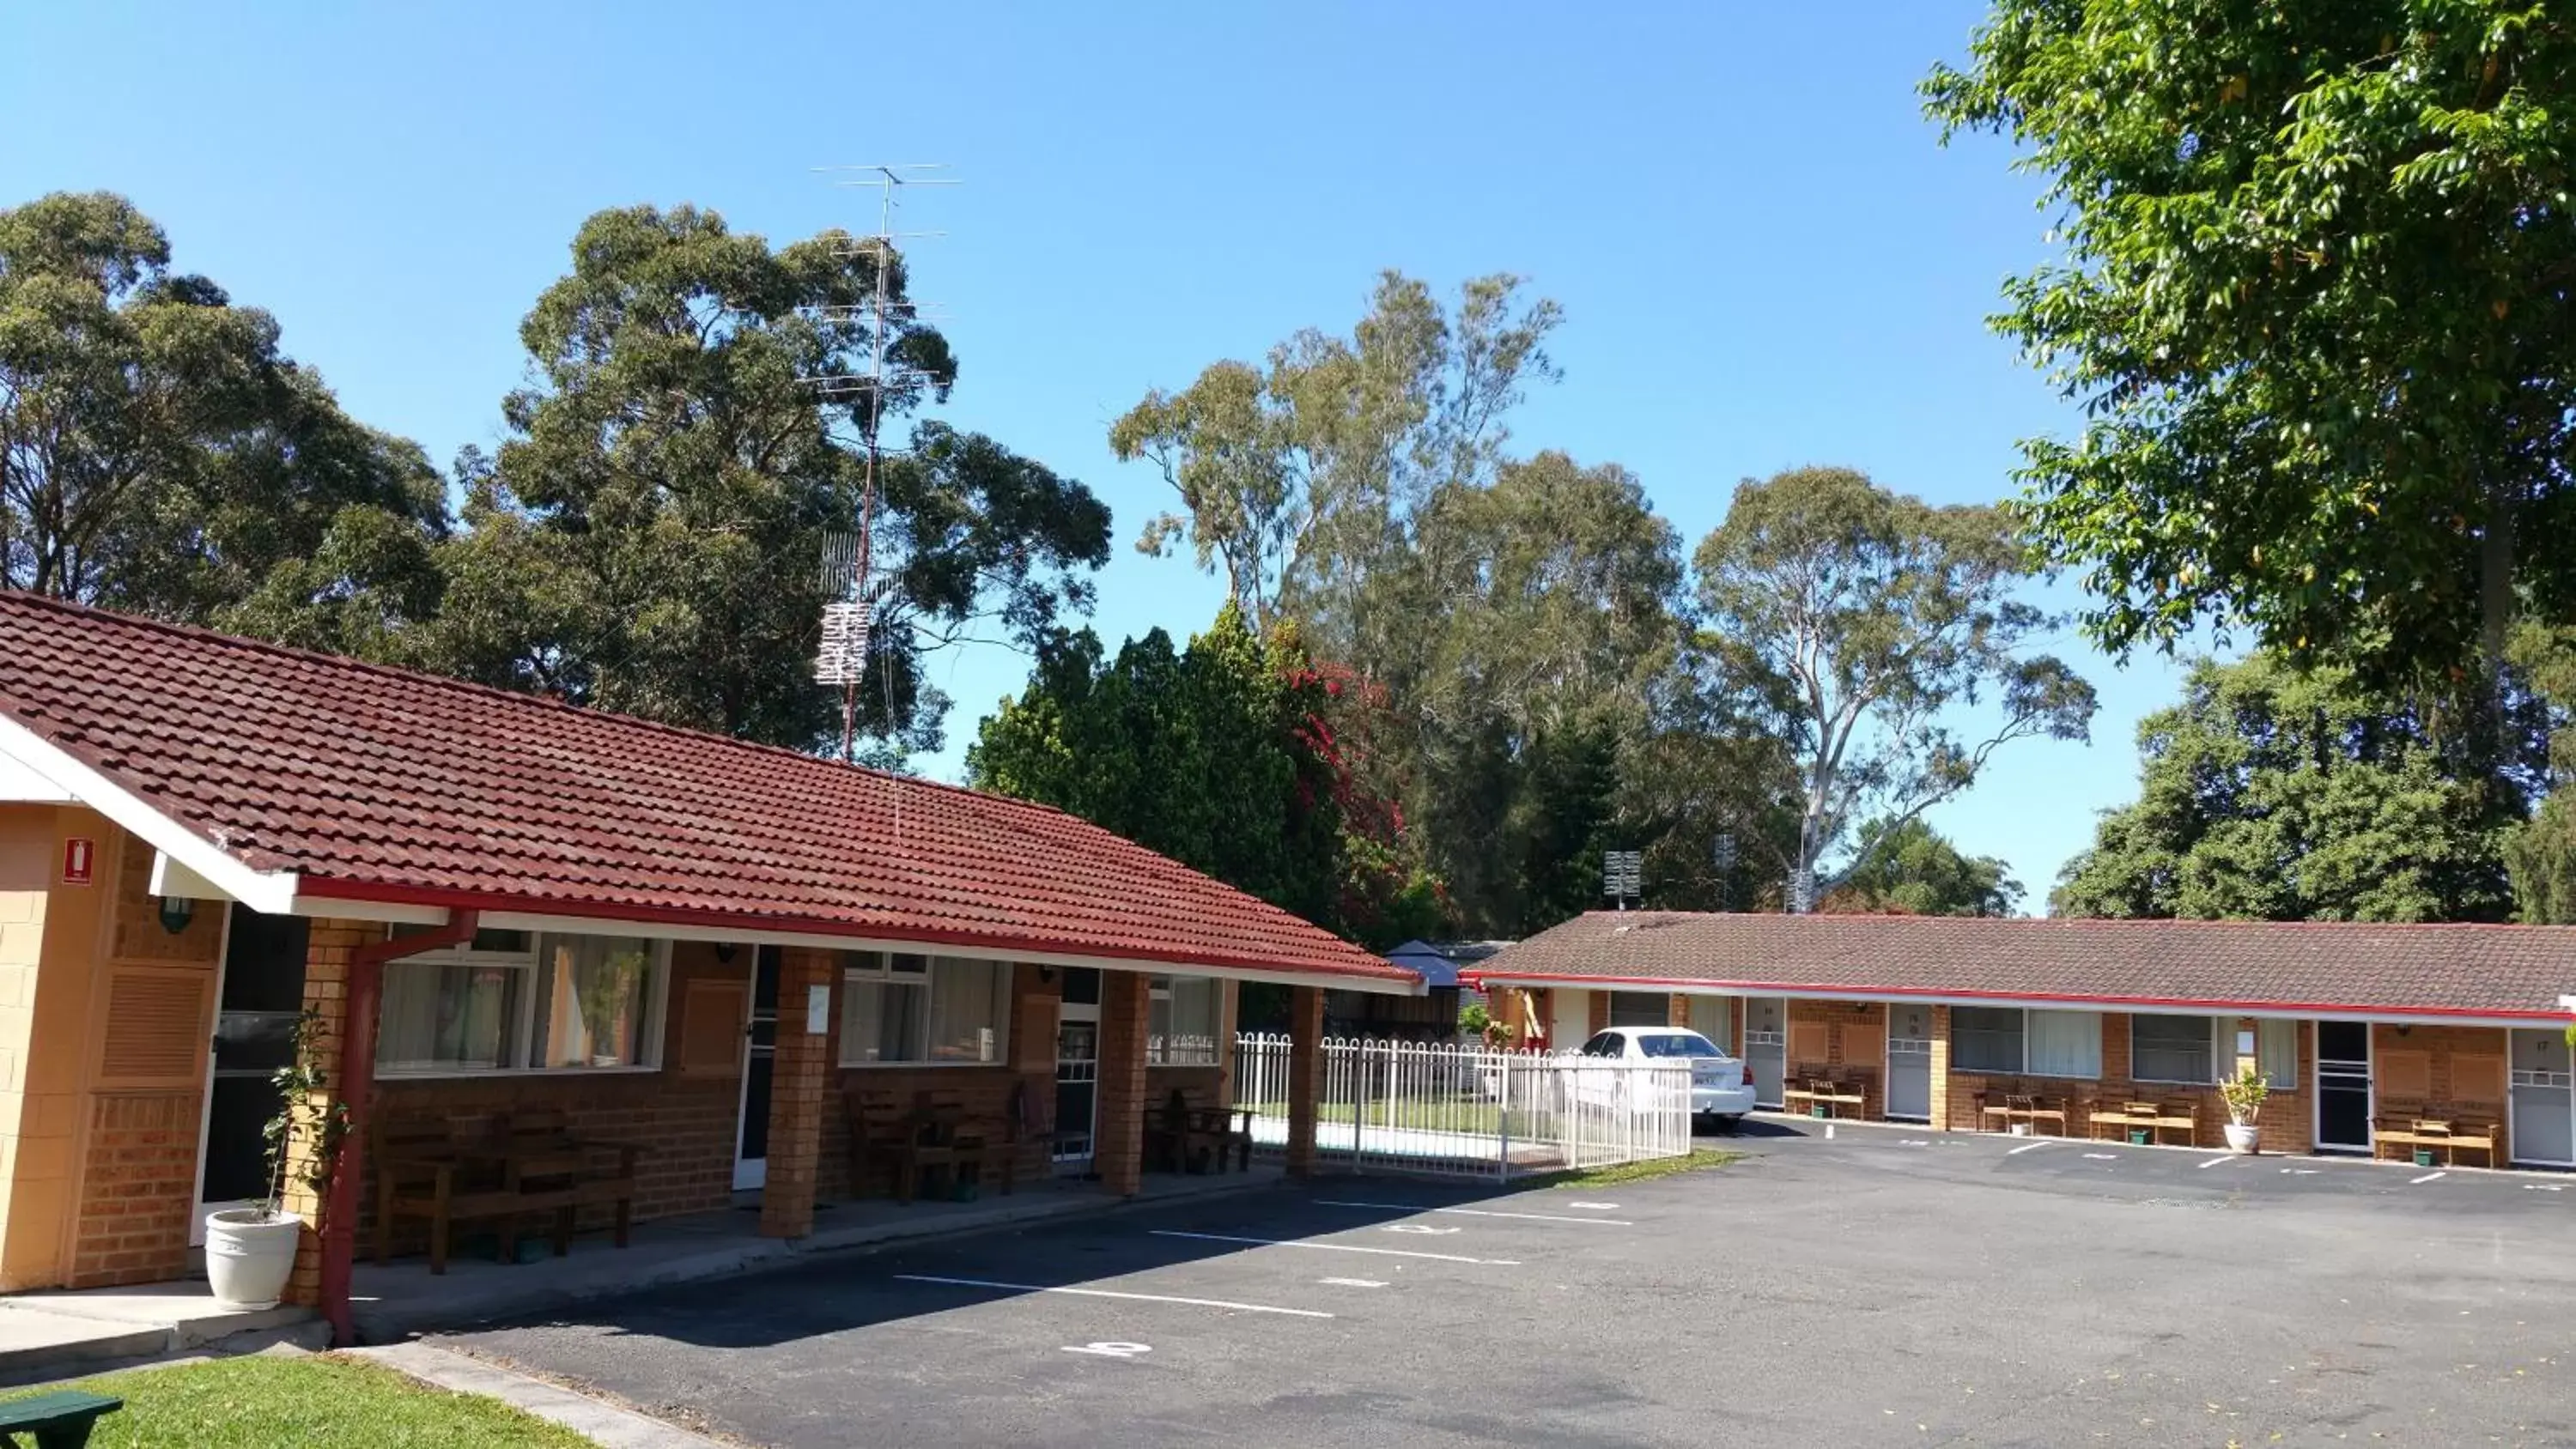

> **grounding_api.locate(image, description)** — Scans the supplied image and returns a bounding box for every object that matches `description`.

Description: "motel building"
[1468,911,2576,1169]
[0,593,1409,1337]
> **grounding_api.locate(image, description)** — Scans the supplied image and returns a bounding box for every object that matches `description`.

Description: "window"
[1636,1032,1724,1059]
[839,953,1012,1067]
[2132,1014,2216,1084]
[379,931,665,1076]
[1580,1032,1623,1058]
[2026,1010,2102,1079]
[1953,1007,2025,1073]
[2258,1019,2299,1089]
[1148,976,1222,1065]
[1607,991,1668,1028]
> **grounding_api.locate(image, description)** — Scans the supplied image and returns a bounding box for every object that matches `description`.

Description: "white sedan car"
[1575,1026,1757,1129]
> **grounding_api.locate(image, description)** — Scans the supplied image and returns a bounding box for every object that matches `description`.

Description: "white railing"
[1230,1034,1692,1179]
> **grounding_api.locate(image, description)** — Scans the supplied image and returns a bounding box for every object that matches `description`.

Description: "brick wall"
[1783,999,1888,1120]
[2372,1022,2511,1161]
[68,1093,201,1285]
[1942,1013,2320,1153]
[1094,970,1150,1195]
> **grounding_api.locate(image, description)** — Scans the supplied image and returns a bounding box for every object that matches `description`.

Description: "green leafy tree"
[0,191,447,650]
[1695,466,2096,911]
[1925,4,2576,703]
[2500,621,2576,920]
[2053,654,2519,921]
[969,606,1441,948]
[1820,817,2023,917]
[427,203,1108,755]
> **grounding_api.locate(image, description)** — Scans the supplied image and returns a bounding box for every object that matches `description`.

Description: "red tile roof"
[0,592,1410,986]
[1469,912,2576,1019]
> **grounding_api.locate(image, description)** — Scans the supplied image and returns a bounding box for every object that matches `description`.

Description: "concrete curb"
[350,1341,727,1448]
[356,1173,1285,1343]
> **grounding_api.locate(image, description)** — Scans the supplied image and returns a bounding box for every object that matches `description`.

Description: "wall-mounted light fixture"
[714,943,738,965]
[155,895,195,935]
[1038,966,1056,985]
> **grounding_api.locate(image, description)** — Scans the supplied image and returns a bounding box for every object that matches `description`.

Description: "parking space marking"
[1314,1200,1634,1227]
[1319,1277,1388,1288]
[2411,1171,2447,1185]
[2279,1167,2321,1176]
[2196,1155,2235,1169]
[896,1275,1335,1319]
[1062,1342,1151,1359]
[1148,1229,1521,1266]
[2082,1153,2119,1161]
[2006,1140,2051,1156]
[1899,1140,1930,1147]
[2524,1183,2565,1192]
[1564,1202,1620,1210]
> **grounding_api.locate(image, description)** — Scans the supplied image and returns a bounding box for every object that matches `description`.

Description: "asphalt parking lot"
[437,1124,2576,1448]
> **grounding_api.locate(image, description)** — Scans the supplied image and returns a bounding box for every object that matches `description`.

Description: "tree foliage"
[1695,466,2096,907]
[0,191,447,650]
[1926,3,2576,695]
[967,605,1442,949]
[422,204,1108,755]
[1820,816,2023,917]
[2053,654,2519,922]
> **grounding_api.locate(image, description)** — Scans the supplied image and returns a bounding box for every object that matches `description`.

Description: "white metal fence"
[1230,1034,1692,1179]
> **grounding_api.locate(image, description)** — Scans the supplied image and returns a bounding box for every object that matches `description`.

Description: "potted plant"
[2217,1061,2268,1155]
[205,1008,342,1309]
[575,949,645,1065]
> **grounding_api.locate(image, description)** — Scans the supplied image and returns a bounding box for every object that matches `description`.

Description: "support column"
[1095,970,1150,1197]
[1285,985,1323,1179]
[1927,1004,1953,1132]
[759,947,835,1240]
[282,920,370,1309]
[1668,992,1690,1028]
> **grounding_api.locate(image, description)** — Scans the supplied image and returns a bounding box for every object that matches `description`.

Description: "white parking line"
[1313,1200,1634,1227]
[2006,1140,2051,1156]
[1899,1140,1930,1148]
[896,1275,1334,1319]
[2082,1153,2118,1161]
[1319,1277,1388,1288]
[2196,1155,2235,1169]
[1564,1202,1620,1210]
[2411,1171,2447,1185]
[1149,1229,1522,1266]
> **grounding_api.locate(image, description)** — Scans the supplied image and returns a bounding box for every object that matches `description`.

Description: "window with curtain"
[536,936,655,1068]
[2132,1014,2216,1083]
[1953,1007,2026,1073]
[840,953,1011,1066]
[2026,1010,2102,1078]
[2257,1019,2300,1088]
[1687,997,1734,1049]
[380,960,524,1071]
[1149,976,1224,1065]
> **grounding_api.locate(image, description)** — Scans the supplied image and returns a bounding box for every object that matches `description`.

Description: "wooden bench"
[2148,1100,2198,1147]
[0,1389,121,1447]
[374,1111,641,1275]
[2088,1100,2166,1143]
[847,1086,1004,1203]
[1786,1077,1866,1120]
[2375,1117,2498,1167]
[1145,1086,1254,1174]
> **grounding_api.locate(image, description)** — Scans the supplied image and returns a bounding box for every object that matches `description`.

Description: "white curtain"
[2026,1009,2102,1078]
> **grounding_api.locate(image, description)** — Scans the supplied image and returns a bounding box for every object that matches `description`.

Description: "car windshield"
[1637,1033,1725,1058]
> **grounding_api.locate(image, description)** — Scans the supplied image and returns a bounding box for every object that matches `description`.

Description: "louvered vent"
[99,969,211,1086]
[677,979,748,1078]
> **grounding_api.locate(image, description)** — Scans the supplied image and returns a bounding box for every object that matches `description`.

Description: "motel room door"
[2314,1019,2374,1153]
[196,907,309,1243]
[2509,1028,2576,1167]
[1745,997,1788,1110]
[1054,967,1102,1173]
[732,945,781,1191]
[1885,1002,1935,1122]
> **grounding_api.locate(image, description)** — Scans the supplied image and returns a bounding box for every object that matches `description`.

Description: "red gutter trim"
[322,909,478,1348]
[290,876,1411,986]
[1455,970,2576,1022]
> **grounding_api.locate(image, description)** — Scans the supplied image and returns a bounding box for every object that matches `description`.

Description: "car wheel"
[1719,1115,1745,1135]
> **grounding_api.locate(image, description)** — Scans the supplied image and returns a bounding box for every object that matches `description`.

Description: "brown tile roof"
[0,592,1409,985]
[1467,912,2576,1020]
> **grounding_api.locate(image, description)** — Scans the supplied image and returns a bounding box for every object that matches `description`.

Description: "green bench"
[0,1389,122,1447]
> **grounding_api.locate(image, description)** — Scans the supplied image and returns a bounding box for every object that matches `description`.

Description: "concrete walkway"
[0,1286,319,1383]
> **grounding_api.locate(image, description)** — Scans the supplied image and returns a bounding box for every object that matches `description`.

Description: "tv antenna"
[805,163,958,761]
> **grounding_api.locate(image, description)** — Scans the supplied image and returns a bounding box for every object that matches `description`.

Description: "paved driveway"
[438,1128,2576,1447]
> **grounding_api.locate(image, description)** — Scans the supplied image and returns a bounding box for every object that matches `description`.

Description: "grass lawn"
[2,1353,592,1447]
[1528,1146,1743,1190]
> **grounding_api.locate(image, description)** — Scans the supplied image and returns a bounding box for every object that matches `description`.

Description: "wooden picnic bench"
[1144,1086,1254,1174]
[846,1086,1006,1203]
[2374,1117,2498,1167]
[0,1389,120,1447]
[1783,1076,1867,1120]
[373,1109,643,1275]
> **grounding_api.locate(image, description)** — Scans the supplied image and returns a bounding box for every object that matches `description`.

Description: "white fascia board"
[1475,977,2555,1028]
[0,713,299,915]
[293,897,1424,996]
[0,752,75,803]
[2561,994,2576,1014]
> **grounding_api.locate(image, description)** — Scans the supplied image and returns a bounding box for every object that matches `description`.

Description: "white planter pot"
[2222,1122,2260,1155]
[204,1209,302,1309]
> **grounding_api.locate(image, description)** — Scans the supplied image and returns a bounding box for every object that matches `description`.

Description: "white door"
[1054,967,1102,1172]
[1746,997,1787,1109]
[1886,1002,1935,1122]
[732,945,780,1190]
[1549,990,1590,1052]
[2509,1028,2575,1167]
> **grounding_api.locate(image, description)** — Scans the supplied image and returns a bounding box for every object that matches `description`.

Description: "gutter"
[321,910,479,1348]
[1458,970,2575,1028]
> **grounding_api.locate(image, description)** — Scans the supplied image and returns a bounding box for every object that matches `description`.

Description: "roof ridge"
[1578,909,2565,935]
[0,589,1081,827]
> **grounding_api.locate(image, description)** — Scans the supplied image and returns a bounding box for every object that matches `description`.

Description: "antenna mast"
[807,163,957,761]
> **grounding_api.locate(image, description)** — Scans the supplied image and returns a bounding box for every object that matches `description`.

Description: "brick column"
[1927,1004,1953,1132]
[1668,992,1690,1028]
[1008,965,1061,1184]
[1285,985,1323,1178]
[759,947,835,1239]
[1095,971,1150,1196]
[282,920,371,1308]
[1588,991,1610,1037]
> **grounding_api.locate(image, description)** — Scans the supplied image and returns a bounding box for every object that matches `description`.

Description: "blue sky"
[1,1,2205,907]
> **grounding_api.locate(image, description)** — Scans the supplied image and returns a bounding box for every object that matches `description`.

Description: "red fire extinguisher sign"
[61,837,95,886]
